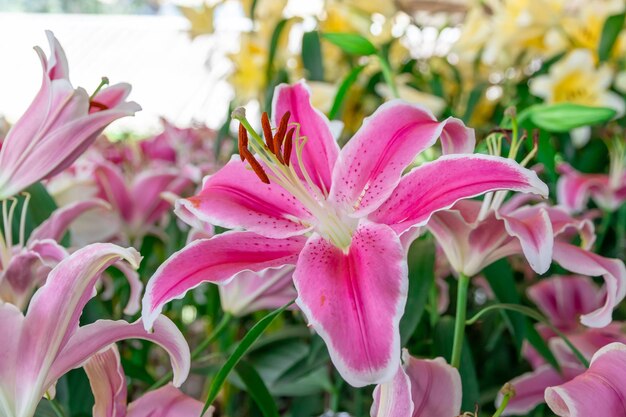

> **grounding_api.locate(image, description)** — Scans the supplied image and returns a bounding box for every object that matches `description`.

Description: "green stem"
[377,53,399,98]
[451,273,470,368]
[149,313,232,390]
[46,397,67,417]
[617,204,626,258]
[492,392,512,417]
[466,303,589,368]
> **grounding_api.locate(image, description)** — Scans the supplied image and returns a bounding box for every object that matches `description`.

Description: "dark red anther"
[241,148,270,184]
[273,111,290,157]
[261,112,274,153]
[283,127,295,167]
[238,123,248,161]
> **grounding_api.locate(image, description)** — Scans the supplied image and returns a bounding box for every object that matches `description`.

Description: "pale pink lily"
[142,81,547,386]
[0,31,140,200]
[498,275,626,415]
[371,350,462,417]
[557,161,626,213]
[430,198,626,328]
[545,343,626,417]
[85,344,212,417]
[0,198,142,313]
[0,243,190,417]
[219,267,297,317]
[91,159,197,245]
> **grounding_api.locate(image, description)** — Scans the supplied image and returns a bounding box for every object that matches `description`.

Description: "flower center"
[233,108,355,250]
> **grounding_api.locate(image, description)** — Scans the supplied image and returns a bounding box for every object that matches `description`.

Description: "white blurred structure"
[0,12,234,134]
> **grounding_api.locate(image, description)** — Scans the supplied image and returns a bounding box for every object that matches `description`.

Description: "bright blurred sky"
[0,7,239,134]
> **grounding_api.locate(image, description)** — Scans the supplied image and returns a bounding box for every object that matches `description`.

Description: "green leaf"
[434,316,480,410]
[400,236,435,344]
[462,84,484,123]
[266,19,290,85]
[483,260,525,351]
[301,31,324,81]
[234,361,279,417]
[322,33,377,56]
[598,12,626,62]
[200,300,294,416]
[329,65,366,119]
[529,103,616,132]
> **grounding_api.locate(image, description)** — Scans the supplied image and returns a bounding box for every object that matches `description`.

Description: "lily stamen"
[261,112,275,153]
[283,127,295,167]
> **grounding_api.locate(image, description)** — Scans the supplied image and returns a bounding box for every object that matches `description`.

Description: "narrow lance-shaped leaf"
[598,12,626,62]
[322,33,377,56]
[200,300,294,416]
[329,65,366,120]
[234,360,279,417]
[301,31,324,81]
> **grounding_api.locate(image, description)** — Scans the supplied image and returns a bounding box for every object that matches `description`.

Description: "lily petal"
[552,242,626,328]
[330,101,473,216]
[527,276,602,331]
[83,345,127,417]
[16,243,140,414]
[142,231,306,330]
[404,353,462,417]
[179,157,314,238]
[272,80,340,192]
[293,222,407,386]
[499,206,553,274]
[545,343,626,417]
[29,199,110,242]
[128,384,213,417]
[371,364,413,417]
[370,154,548,235]
[499,365,583,416]
[47,315,189,389]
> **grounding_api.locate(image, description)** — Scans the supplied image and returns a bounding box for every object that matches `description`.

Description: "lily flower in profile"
[497,276,626,416]
[142,81,547,386]
[433,198,626,328]
[557,138,626,212]
[545,343,626,417]
[371,350,462,417]
[0,243,190,417]
[85,344,212,417]
[0,31,140,200]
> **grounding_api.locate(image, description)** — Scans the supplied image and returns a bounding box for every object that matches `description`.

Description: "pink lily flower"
[0,199,142,313]
[498,275,626,415]
[142,81,547,386]
[84,344,212,417]
[557,162,626,213]
[545,342,626,417]
[0,31,140,200]
[430,198,626,328]
[371,350,462,417]
[0,243,190,417]
[89,159,197,245]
